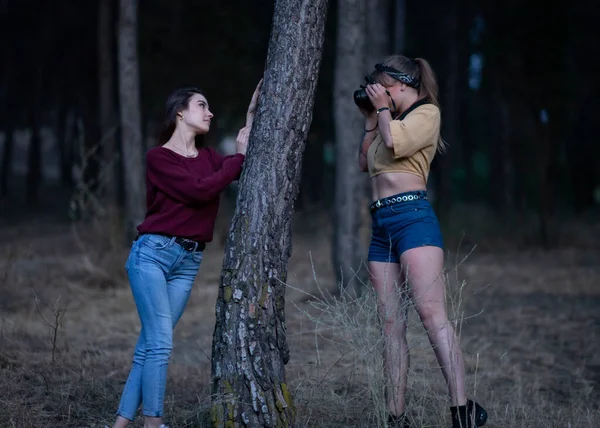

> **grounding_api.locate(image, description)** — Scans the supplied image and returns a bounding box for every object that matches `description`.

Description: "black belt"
[136,233,206,252]
[370,191,427,212]
[174,236,206,252]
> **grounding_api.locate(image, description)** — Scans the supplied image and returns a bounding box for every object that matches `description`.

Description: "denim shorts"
[368,190,444,263]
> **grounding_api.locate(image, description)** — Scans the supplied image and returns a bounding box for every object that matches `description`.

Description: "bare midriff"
[370,171,426,201]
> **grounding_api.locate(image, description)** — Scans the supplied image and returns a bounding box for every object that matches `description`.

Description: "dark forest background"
[1,2,600,427]
[0,0,599,247]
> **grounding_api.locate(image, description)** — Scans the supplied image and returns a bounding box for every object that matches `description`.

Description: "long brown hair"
[371,55,446,152]
[157,86,205,146]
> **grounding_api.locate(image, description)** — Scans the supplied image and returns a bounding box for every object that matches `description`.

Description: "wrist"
[365,118,377,131]
[376,107,390,116]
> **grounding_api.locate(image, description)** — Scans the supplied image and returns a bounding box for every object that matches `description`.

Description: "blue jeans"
[368,190,444,263]
[117,233,203,420]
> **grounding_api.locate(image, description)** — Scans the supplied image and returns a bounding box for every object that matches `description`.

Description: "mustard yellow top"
[367,100,440,183]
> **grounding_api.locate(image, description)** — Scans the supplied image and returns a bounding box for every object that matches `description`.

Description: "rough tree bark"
[332,0,368,292]
[118,0,145,239]
[210,1,328,427]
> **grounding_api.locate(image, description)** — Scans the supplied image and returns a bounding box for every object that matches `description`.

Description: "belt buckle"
[179,238,194,251]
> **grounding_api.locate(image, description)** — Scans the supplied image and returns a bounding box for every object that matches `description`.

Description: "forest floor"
[1,186,599,427]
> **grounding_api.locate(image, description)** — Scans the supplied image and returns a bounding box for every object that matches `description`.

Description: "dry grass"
[1,210,599,427]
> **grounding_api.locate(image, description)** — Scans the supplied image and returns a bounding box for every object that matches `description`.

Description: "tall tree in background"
[367,0,391,65]
[393,0,405,54]
[210,1,329,426]
[332,0,367,292]
[437,0,461,212]
[25,3,52,206]
[98,0,118,206]
[118,0,145,239]
[333,0,391,292]
[0,5,13,198]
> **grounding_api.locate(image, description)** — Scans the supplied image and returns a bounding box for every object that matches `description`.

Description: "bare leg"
[143,417,164,428]
[400,246,467,406]
[369,261,410,416]
[111,416,130,428]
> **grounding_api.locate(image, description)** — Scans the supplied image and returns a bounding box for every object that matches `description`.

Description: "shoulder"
[146,146,181,167]
[410,104,440,120]
[147,146,173,159]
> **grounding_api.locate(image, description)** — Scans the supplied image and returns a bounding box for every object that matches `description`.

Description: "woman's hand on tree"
[236,126,250,156]
[246,78,264,127]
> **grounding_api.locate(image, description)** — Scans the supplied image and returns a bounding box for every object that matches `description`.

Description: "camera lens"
[353,88,374,112]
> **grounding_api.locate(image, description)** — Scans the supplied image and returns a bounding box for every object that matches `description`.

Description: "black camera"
[353,74,376,112]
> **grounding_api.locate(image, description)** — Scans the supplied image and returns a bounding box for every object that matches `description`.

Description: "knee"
[146,343,173,361]
[379,307,408,336]
[416,302,448,332]
[133,347,146,365]
[145,332,173,360]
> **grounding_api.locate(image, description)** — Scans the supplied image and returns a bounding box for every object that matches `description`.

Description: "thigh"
[369,261,409,320]
[127,245,173,340]
[400,246,446,314]
[167,250,203,326]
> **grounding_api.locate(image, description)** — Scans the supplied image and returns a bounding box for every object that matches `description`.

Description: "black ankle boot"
[388,412,411,428]
[450,399,487,428]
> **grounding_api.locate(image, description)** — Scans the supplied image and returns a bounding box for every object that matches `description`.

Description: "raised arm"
[358,108,379,172]
[146,149,244,205]
[358,128,379,172]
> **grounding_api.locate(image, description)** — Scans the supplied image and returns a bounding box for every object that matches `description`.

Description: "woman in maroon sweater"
[108,82,261,428]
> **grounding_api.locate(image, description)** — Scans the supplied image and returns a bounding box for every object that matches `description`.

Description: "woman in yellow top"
[357,55,487,428]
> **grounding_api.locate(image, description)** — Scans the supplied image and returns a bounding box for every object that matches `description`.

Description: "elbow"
[198,190,220,203]
[384,136,394,150]
[392,150,407,159]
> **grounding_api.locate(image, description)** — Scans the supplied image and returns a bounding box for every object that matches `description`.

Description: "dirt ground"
[1,204,599,427]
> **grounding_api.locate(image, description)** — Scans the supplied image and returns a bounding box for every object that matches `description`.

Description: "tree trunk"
[55,105,73,188]
[80,98,101,198]
[99,0,118,204]
[26,108,42,207]
[26,67,44,207]
[118,0,145,239]
[0,125,13,197]
[0,39,12,197]
[333,0,368,292]
[210,1,329,426]
[437,0,460,213]
[366,0,391,65]
[536,109,553,248]
[489,90,512,211]
[392,0,405,53]
[458,0,475,200]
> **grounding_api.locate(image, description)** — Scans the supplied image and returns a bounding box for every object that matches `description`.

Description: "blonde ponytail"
[414,58,439,108]
[414,57,446,153]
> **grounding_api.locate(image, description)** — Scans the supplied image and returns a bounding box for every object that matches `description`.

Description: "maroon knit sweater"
[136,146,244,242]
